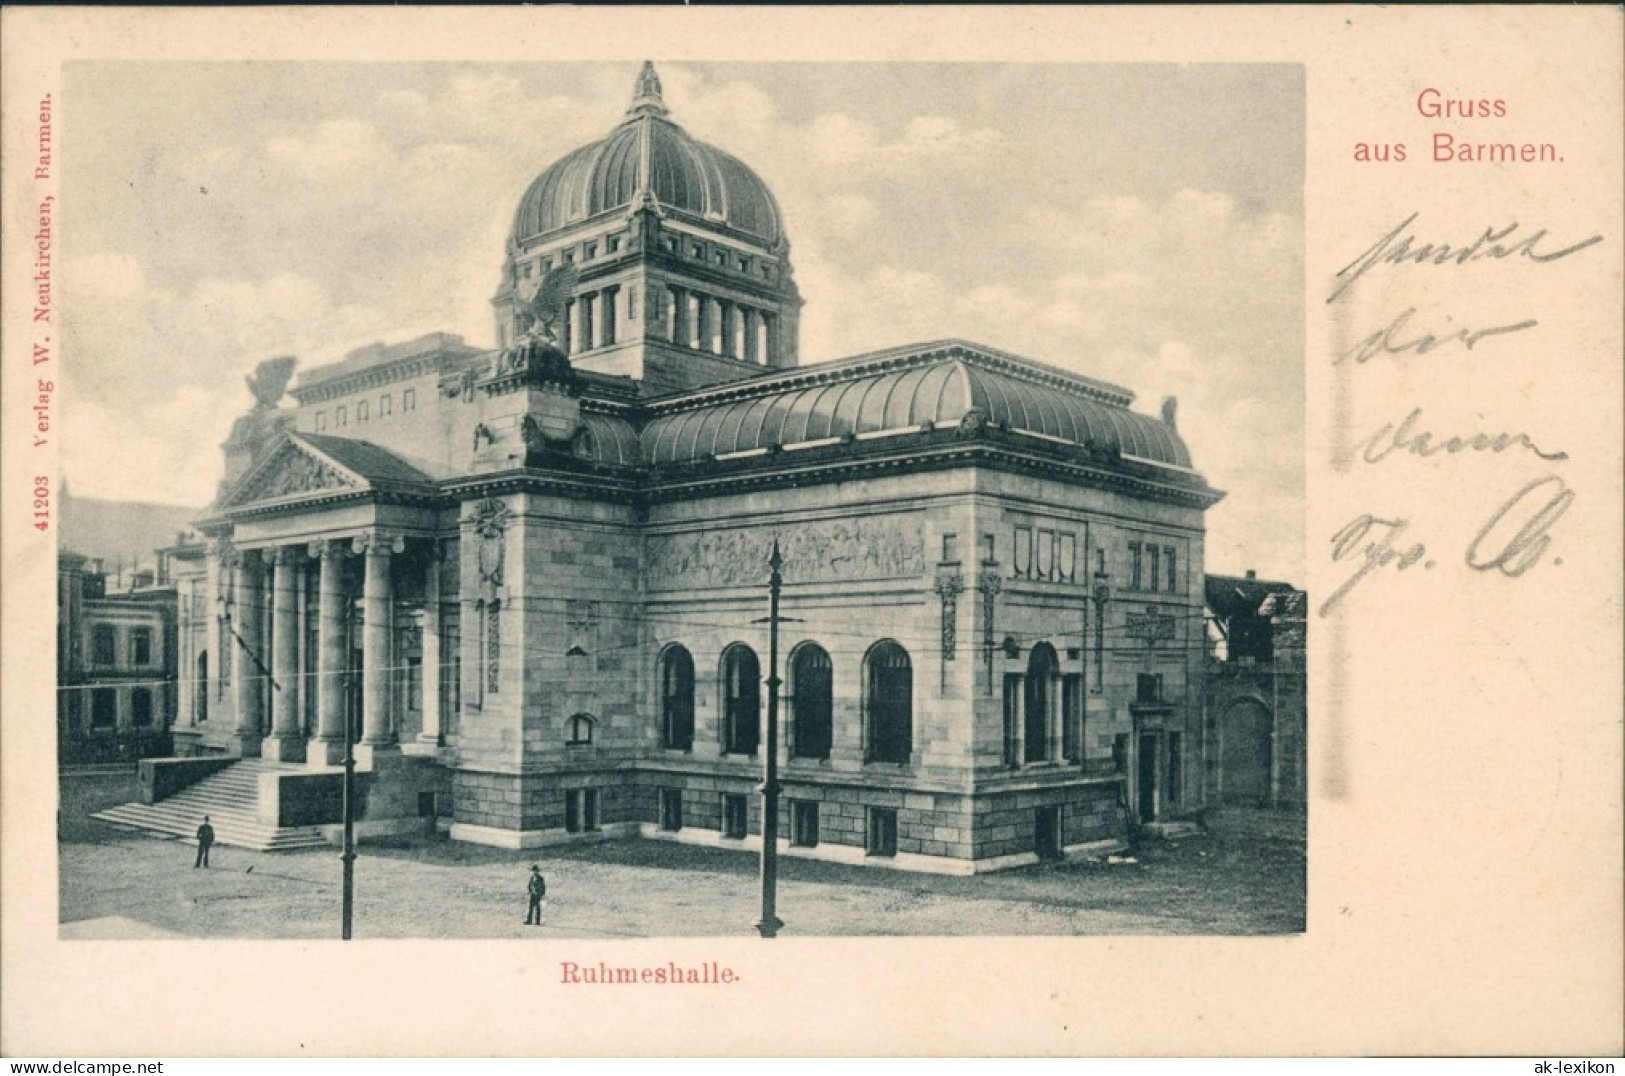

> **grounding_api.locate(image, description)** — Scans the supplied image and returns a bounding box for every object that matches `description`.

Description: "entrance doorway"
[1137,732,1159,821]
[1034,806,1062,859]
[1222,699,1273,806]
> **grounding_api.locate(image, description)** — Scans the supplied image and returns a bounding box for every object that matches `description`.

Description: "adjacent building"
[1203,571,1308,809]
[57,551,185,764]
[142,64,1228,872]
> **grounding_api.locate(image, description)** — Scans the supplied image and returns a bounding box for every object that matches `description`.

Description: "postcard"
[2,5,1619,1058]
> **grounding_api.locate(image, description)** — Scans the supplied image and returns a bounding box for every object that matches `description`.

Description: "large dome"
[511,63,783,248]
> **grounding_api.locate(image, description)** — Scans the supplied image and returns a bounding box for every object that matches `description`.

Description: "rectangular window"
[403,388,417,411]
[1013,526,1032,578]
[585,243,597,259]
[565,788,599,833]
[981,533,996,564]
[659,788,683,832]
[315,411,328,432]
[336,404,348,427]
[866,807,898,857]
[1002,674,1023,768]
[357,399,369,422]
[92,625,117,666]
[1149,545,1160,591]
[380,393,392,416]
[941,533,959,564]
[1168,732,1183,805]
[129,627,152,666]
[1062,674,1083,763]
[1129,541,1142,590]
[91,688,117,729]
[1165,546,1178,593]
[1136,673,1163,703]
[131,687,153,727]
[721,793,748,839]
[607,236,620,254]
[791,800,819,848]
[405,657,422,713]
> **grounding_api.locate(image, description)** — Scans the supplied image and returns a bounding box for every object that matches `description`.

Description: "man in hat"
[525,864,547,926]
[194,815,215,868]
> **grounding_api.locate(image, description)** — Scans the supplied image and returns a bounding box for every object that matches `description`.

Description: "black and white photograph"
[50,58,1306,941]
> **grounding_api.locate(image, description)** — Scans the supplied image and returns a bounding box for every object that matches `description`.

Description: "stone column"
[418,549,443,746]
[763,311,779,365]
[719,300,737,358]
[232,549,265,755]
[670,286,688,346]
[578,291,596,353]
[1049,672,1063,764]
[741,307,760,365]
[359,532,396,748]
[309,539,348,765]
[563,300,575,355]
[264,547,305,761]
[695,294,713,353]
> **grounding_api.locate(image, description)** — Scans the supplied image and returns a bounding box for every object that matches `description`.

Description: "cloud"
[63,63,1303,581]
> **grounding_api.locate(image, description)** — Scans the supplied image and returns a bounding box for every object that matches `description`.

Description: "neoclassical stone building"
[149,64,1223,873]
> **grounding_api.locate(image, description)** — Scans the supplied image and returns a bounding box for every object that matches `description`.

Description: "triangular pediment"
[222,434,365,509]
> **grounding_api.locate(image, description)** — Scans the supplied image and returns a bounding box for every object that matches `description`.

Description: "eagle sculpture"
[515,265,579,346]
[245,355,297,411]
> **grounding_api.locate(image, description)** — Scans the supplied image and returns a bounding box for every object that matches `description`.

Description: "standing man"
[525,864,546,926]
[195,815,215,868]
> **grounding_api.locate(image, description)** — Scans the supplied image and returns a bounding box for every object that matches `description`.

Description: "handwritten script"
[1323,211,1602,617]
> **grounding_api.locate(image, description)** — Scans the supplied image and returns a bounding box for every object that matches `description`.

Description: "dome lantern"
[626,61,668,118]
[495,63,803,395]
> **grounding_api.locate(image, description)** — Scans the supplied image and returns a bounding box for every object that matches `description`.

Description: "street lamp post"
[756,539,785,939]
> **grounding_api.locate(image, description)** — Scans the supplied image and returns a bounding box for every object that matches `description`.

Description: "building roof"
[510,62,783,248]
[1205,573,1300,619]
[298,433,436,485]
[641,341,1193,469]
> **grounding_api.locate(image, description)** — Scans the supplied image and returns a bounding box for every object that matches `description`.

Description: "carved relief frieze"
[236,446,353,503]
[645,516,926,590]
[934,573,964,661]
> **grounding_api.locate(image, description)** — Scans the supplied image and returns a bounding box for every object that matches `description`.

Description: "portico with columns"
[187,434,459,784]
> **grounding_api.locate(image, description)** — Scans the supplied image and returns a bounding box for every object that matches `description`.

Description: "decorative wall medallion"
[467,498,512,590]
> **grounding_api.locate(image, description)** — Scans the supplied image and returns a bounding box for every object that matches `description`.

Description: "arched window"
[865,640,913,764]
[660,645,695,751]
[566,713,595,746]
[1025,643,1058,763]
[790,643,833,761]
[721,644,760,756]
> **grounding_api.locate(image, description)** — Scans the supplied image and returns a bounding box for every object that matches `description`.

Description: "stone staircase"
[93,759,333,852]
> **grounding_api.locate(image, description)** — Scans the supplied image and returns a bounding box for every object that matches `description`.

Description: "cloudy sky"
[63,61,1303,581]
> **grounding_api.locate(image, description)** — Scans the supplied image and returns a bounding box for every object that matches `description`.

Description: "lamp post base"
[754,916,783,939]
